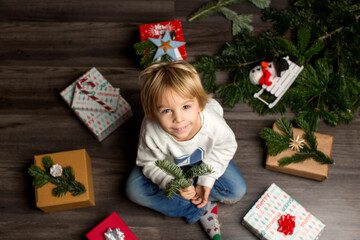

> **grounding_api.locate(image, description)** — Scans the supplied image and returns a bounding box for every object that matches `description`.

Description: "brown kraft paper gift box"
[34,149,95,212]
[265,124,334,181]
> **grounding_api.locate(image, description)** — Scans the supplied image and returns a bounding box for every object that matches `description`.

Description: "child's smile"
[155,88,202,141]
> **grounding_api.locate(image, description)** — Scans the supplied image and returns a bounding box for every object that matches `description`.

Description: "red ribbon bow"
[277,214,296,235]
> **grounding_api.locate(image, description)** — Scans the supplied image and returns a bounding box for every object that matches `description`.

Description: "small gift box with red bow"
[242,183,325,240]
[86,212,138,240]
[60,67,133,141]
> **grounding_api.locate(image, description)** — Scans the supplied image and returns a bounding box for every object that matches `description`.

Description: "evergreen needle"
[28,156,87,197]
[261,117,334,166]
[155,160,213,198]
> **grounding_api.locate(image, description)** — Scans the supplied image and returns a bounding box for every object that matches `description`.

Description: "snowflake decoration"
[289,136,305,152]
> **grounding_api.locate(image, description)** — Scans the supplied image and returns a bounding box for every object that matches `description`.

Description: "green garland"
[260,117,334,166]
[28,156,86,197]
[155,160,212,198]
[192,0,360,131]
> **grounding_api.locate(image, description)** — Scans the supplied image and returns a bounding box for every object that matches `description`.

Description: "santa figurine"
[249,57,289,86]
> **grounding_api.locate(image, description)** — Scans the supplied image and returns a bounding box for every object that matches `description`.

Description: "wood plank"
[1,0,360,239]
[0,66,142,115]
[0,22,240,67]
[0,0,174,22]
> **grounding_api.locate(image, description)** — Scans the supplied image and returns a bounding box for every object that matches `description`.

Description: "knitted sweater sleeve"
[197,99,238,189]
[136,119,174,189]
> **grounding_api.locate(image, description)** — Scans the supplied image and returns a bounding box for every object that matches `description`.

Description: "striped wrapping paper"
[60,67,132,141]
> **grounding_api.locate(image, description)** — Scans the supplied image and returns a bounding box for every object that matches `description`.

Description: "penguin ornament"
[249,57,290,86]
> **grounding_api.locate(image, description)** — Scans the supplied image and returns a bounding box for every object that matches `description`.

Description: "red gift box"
[86,212,137,240]
[139,20,187,61]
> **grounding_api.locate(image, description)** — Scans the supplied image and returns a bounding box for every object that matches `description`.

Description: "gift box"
[242,183,325,240]
[60,67,133,141]
[265,124,334,181]
[139,20,187,61]
[86,212,138,240]
[34,149,95,212]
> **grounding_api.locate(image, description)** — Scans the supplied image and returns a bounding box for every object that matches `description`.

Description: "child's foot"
[199,201,221,240]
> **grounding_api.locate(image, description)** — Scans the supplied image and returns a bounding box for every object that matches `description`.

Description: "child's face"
[154,88,202,142]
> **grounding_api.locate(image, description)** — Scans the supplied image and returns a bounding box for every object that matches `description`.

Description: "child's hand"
[179,185,196,200]
[192,185,211,208]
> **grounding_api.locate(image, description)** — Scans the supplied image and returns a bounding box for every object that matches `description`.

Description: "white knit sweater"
[136,98,238,189]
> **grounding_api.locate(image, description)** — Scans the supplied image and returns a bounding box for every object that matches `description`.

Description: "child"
[126,62,246,240]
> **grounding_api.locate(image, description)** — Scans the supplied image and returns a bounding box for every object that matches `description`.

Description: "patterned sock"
[199,201,221,240]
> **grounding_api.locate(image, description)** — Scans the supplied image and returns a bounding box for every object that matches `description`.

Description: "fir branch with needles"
[155,160,213,198]
[260,117,334,166]
[192,0,360,130]
[188,0,270,35]
[28,156,86,197]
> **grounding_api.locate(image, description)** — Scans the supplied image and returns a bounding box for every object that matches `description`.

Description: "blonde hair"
[139,61,211,120]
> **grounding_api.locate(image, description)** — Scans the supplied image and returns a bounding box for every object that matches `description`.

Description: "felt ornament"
[148,30,186,61]
[249,57,289,86]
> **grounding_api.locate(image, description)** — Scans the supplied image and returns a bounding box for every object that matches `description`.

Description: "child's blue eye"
[183,105,191,109]
[162,109,171,114]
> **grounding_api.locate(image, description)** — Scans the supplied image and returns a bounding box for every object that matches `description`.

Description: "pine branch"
[275,117,293,139]
[188,0,243,22]
[193,0,360,128]
[164,178,193,198]
[155,160,212,198]
[294,117,311,132]
[219,7,253,35]
[261,117,334,166]
[278,153,313,166]
[188,1,219,22]
[183,164,213,179]
[32,174,50,188]
[260,127,289,156]
[248,0,271,9]
[188,0,269,36]
[312,150,334,165]
[303,132,317,150]
[155,160,184,179]
[277,157,294,166]
[297,27,311,54]
[28,156,87,197]
[42,156,53,172]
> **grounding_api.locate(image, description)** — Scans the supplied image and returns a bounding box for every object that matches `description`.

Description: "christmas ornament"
[289,135,305,152]
[194,1,360,130]
[252,56,303,108]
[50,163,63,177]
[148,30,186,61]
[104,228,125,240]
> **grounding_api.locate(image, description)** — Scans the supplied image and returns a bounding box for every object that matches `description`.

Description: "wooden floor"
[1,0,359,239]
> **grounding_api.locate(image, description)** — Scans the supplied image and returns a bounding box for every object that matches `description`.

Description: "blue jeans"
[126,160,246,224]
